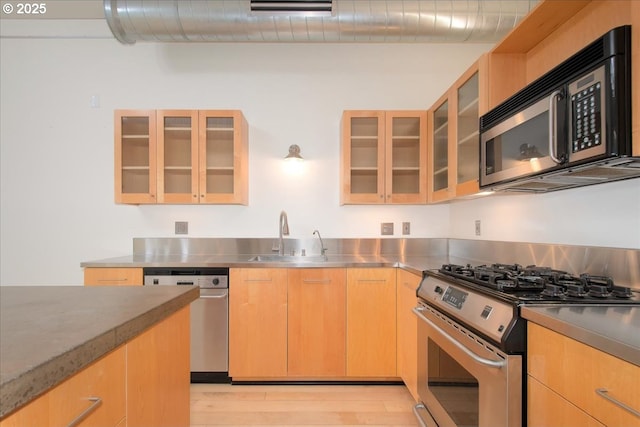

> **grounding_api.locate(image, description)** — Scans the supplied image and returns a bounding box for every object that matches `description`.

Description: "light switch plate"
[381,222,394,236]
[402,222,410,235]
[475,220,481,236]
[175,221,188,235]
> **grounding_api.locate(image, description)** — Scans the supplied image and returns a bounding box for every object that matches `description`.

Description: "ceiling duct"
[104,0,539,45]
[251,1,333,13]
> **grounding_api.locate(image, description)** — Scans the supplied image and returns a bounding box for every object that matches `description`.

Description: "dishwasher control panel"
[143,267,229,289]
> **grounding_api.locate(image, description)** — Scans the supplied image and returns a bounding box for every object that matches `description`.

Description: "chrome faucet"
[279,211,289,256]
[313,229,327,256]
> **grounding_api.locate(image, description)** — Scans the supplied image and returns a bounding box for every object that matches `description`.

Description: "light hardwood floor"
[191,383,418,426]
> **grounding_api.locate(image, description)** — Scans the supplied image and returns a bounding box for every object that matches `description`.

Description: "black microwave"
[479,25,639,192]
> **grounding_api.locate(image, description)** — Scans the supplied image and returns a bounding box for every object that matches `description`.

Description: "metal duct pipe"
[104,0,539,45]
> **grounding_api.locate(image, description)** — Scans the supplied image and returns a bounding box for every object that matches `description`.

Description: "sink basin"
[248,254,328,263]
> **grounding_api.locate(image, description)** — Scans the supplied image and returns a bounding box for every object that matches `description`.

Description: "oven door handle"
[413,307,506,369]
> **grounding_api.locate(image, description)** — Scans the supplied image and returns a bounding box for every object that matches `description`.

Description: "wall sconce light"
[285,144,303,161]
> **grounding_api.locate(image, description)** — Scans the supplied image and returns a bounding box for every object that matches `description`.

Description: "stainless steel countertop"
[0,285,199,419]
[521,305,640,367]
[79,254,454,276]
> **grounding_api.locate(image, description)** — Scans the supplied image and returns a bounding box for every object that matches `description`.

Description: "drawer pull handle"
[303,279,331,284]
[596,388,640,418]
[97,278,127,282]
[66,396,102,427]
[244,279,273,283]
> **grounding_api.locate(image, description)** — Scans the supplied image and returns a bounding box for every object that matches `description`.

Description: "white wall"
[1,21,638,286]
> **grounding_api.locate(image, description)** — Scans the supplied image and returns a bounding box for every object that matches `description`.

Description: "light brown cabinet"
[341,110,427,204]
[288,268,347,377]
[528,322,640,427]
[428,56,487,203]
[115,109,248,205]
[84,267,143,286]
[229,268,288,378]
[396,269,420,401]
[126,306,191,427]
[346,268,396,377]
[114,110,157,204]
[0,346,126,427]
[0,307,189,427]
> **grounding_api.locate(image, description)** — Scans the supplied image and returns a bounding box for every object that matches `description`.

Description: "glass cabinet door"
[429,99,451,202]
[156,110,199,204]
[341,111,385,204]
[386,112,427,203]
[456,71,480,195]
[115,110,157,204]
[199,110,248,205]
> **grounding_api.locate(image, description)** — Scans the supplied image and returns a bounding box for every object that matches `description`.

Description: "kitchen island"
[0,285,198,424]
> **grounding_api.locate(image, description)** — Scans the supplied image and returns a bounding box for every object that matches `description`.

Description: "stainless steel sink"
[248,254,328,263]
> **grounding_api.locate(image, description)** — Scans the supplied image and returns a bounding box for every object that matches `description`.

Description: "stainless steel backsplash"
[133,238,639,288]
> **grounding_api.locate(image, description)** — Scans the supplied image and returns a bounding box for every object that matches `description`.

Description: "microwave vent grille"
[480,28,619,130]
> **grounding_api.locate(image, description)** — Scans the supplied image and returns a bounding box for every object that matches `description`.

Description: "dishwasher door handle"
[199,293,228,299]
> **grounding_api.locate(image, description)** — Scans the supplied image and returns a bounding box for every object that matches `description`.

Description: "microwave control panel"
[568,65,606,159]
[571,82,601,152]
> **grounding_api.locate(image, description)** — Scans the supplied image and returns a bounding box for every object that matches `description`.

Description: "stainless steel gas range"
[413,263,639,427]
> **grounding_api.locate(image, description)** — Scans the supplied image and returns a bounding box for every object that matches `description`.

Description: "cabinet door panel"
[346,268,396,377]
[229,268,288,377]
[127,306,190,427]
[199,110,248,205]
[157,110,199,204]
[288,268,346,377]
[396,269,420,400]
[114,110,157,204]
[341,111,385,204]
[0,393,50,427]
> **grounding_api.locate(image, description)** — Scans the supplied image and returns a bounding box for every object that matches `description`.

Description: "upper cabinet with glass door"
[341,110,427,205]
[427,55,488,202]
[198,110,248,205]
[114,109,248,205]
[114,110,157,204]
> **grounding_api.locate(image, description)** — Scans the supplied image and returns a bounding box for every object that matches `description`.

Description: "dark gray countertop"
[522,305,640,366]
[0,285,199,418]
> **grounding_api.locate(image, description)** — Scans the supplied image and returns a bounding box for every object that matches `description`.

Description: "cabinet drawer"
[528,376,604,427]
[84,268,143,286]
[50,346,126,427]
[0,348,126,427]
[528,323,640,427]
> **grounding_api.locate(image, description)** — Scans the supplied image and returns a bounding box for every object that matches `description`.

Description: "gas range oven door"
[413,303,523,427]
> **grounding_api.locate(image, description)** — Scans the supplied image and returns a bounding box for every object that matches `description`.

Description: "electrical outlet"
[175,221,188,235]
[402,222,410,235]
[475,220,481,236]
[381,222,394,236]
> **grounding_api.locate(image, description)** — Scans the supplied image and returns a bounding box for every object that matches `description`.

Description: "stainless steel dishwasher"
[143,267,229,383]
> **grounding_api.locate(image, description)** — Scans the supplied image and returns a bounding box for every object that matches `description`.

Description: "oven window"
[428,338,479,427]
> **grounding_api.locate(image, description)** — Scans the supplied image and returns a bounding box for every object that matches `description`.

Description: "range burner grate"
[439,263,635,301]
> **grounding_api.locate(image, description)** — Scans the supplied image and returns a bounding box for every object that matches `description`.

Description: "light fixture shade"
[285,144,303,160]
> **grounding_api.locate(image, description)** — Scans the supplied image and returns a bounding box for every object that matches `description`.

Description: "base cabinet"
[346,268,396,377]
[396,269,420,400]
[229,268,288,378]
[0,307,190,427]
[288,268,346,377]
[528,323,640,427]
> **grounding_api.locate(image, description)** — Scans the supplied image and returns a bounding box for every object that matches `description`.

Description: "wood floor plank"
[190,384,417,426]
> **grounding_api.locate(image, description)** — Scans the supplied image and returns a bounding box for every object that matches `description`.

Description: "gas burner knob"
[212,277,220,286]
[434,285,444,295]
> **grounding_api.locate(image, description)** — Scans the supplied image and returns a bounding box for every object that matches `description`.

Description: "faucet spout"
[313,229,327,256]
[279,211,289,256]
